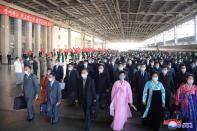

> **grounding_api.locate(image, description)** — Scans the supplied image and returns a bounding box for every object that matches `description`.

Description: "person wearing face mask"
[175,64,189,89]
[114,62,129,82]
[23,65,39,122]
[187,62,197,84]
[127,59,135,88]
[52,59,64,82]
[47,72,62,124]
[159,65,175,114]
[147,60,155,73]
[110,71,133,131]
[41,68,52,103]
[175,74,197,131]
[14,57,23,86]
[167,62,175,80]
[109,58,118,83]
[134,63,150,112]
[64,63,80,105]
[95,64,110,113]
[142,71,165,131]
[81,60,95,80]
[154,61,162,74]
[76,68,96,130]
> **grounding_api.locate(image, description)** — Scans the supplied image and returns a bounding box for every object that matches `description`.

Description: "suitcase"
[40,103,47,116]
[13,96,27,110]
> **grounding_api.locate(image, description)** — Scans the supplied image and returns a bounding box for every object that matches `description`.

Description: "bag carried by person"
[40,102,47,116]
[13,96,27,110]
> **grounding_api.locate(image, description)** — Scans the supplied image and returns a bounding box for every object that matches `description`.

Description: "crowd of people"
[11,50,197,131]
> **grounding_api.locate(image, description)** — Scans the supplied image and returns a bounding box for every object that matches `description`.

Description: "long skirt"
[144,90,164,131]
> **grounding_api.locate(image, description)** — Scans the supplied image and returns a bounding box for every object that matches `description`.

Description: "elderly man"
[23,65,39,122]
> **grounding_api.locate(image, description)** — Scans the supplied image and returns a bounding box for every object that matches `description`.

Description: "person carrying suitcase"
[23,65,39,122]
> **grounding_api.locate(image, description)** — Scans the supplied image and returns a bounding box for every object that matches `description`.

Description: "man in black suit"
[64,63,80,105]
[134,63,150,112]
[159,65,175,112]
[33,56,38,76]
[53,59,64,82]
[95,64,110,112]
[76,68,96,130]
[175,64,189,89]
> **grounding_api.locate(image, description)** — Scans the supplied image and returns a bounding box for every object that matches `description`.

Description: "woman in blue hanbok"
[176,74,197,131]
[142,71,166,131]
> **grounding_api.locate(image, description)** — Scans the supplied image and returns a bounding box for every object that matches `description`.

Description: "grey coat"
[23,74,39,99]
[47,80,62,104]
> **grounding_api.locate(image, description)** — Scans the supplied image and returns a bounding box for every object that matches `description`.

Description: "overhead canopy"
[2,0,197,41]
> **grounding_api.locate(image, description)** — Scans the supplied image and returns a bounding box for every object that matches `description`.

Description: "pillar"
[163,32,166,46]
[26,22,32,50]
[43,26,47,52]
[81,32,85,48]
[92,36,95,48]
[68,28,71,48]
[174,25,178,45]
[0,15,10,63]
[194,15,197,44]
[47,26,53,52]
[35,24,41,56]
[14,19,22,58]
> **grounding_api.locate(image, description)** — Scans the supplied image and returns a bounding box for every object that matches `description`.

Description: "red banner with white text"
[0,5,53,27]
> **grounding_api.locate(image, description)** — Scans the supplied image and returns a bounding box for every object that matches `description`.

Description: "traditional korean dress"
[42,74,49,103]
[110,80,133,131]
[142,80,165,131]
[176,84,197,131]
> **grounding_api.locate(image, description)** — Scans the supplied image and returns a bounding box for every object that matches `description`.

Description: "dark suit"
[47,80,62,123]
[175,71,189,89]
[108,63,118,84]
[23,74,39,119]
[159,73,175,110]
[33,60,38,76]
[64,69,79,103]
[53,65,64,82]
[134,71,150,111]
[114,69,129,82]
[77,76,96,129]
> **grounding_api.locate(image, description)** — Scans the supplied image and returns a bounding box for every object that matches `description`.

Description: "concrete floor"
[0,64,171,131]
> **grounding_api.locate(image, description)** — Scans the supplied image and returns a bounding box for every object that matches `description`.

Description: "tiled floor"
[0,64,171,131]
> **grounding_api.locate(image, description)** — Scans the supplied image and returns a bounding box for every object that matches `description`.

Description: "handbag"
[13,96,27,110]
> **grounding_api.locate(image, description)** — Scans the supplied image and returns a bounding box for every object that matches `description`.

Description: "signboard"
[0,5,53,27]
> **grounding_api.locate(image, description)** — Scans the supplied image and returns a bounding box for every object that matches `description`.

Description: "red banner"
[0,5,53,27]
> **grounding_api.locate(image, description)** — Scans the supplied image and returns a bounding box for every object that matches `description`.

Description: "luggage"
[13,96,27,110]
[40,103,47,116]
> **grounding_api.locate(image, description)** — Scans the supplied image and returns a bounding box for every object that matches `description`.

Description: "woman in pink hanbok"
[110,71,133,131]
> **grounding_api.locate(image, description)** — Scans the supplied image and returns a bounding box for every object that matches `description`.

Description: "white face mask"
[162,70,168,75]
[48,78,53,82]
[141,67,146,72]
[98,68,104,73]
[81,73,87,79]
[187,79,194,86]
[119,76,125,80]
[68,67,73,71]
[119,67,123,71]
[152,77,158,82]
[24,71,29,75]
[181,68,186,73]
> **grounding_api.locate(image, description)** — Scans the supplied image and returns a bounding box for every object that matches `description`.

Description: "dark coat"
[134,71,150,93]
[95,72,110,94]
[77,76,96,107]
[53,65,64,82]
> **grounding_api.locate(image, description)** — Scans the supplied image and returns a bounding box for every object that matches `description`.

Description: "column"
[163,32,166,46]
[81,32,85,48]
[68,28,71,48]
[92,36,95,48]
[194,15,197,44]
[26,22,32,50]
[14,19,22,58]
[174,25,178,45]
[43,26,47,52]
[154,36,157,46]
[0,15,9,64]
[47,26,53,52]
[35,24,41,56]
